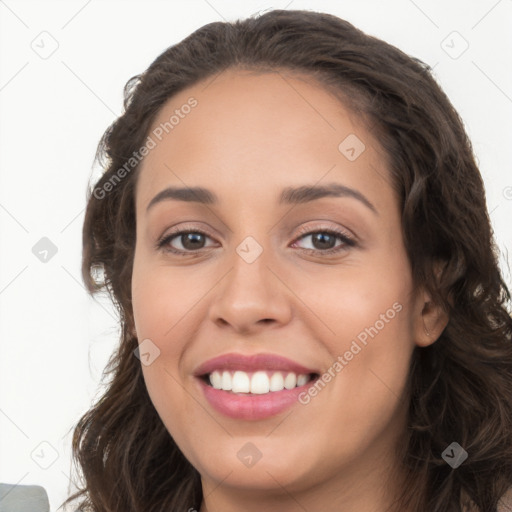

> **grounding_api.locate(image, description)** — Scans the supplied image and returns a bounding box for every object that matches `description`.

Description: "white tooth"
[269,372,285,392]
[284,372,297,390]
[297,374,309,387]
[210,370,222,389]
[221,371,232,391]
[232,371,250,393]
[250,371,270,394]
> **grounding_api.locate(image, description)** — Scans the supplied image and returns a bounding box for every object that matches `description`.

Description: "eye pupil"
[182,233,205,250]
[312,232,336,250]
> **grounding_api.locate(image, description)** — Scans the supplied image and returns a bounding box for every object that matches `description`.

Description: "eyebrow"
[146,183,378,214]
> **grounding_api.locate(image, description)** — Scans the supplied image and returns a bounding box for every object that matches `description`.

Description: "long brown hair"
[62,9,512,512]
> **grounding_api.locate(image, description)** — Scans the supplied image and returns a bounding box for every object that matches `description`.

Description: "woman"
[63,9,512,512]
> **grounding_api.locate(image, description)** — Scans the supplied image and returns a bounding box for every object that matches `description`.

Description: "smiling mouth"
[200,370,319,395]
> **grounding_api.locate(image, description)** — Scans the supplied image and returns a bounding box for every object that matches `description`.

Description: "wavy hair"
[62,9,512,512]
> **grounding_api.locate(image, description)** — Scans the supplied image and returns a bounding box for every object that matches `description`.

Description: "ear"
[413,286,449,348]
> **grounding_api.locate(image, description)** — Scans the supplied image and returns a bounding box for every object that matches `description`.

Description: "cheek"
[131,248,205,346]
[317,263,413,356]
[314,253,415,421]
[318,289,415,450]
[131,252,213,441]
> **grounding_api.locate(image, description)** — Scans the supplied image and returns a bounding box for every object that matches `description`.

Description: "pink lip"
[194,352,318,376]
[198,380,315,420]
[194,353,319,421]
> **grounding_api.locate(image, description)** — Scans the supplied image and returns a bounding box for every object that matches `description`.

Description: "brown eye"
[307,232,338,250]
[157,230,216,254]
[179,232,207,250]
[291,228,356,255]
[156,226,356,257]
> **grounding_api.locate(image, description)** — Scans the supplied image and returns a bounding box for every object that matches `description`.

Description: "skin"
[131,69,448,512]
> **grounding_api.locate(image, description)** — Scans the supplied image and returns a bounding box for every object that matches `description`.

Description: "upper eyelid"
[161,222,352,239]
[294,223,354,239]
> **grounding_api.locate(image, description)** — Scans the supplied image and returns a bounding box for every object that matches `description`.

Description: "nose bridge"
[208,230,292,330]
[224,233,274,301]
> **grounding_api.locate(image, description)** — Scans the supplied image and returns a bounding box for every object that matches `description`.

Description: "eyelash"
[156,224,356,257]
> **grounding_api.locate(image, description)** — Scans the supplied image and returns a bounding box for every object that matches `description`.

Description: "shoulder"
[498,487,512,512]
[462,488,512,512]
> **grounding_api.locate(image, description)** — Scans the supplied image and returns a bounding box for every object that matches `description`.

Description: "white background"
[0,1,511,510]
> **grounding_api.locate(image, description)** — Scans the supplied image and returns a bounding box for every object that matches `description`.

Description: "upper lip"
[194,353,319,377]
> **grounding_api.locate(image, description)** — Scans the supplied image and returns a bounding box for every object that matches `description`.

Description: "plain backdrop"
[0,0,511,510]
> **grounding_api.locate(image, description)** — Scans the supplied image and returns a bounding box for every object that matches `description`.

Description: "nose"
[208,241,293,335]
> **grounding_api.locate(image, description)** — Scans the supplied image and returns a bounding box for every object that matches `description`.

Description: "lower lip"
[197,378,315,420]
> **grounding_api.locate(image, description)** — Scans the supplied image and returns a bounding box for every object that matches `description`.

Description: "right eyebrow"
[146,186,216,212]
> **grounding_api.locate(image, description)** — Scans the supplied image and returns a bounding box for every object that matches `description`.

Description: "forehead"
[135,69,392,211]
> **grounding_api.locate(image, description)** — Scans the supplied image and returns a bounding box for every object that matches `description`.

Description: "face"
[131,69,436,506]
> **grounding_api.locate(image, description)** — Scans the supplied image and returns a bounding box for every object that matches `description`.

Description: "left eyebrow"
[279,183,378,215]
[146,182,378,215]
